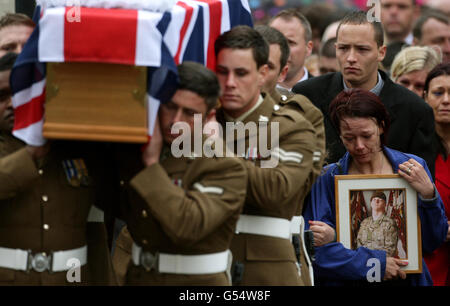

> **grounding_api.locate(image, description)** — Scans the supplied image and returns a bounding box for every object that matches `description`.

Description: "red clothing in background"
[425,154,450,286]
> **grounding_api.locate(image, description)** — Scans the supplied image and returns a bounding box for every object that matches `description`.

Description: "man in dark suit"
[293,10,436,176]
[269,8,314,92]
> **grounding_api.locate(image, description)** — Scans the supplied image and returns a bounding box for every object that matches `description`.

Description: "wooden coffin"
[43,62,148,143]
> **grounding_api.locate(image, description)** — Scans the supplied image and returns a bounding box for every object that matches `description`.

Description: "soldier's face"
[339,116,383,165]
[371,197,386,214]
[336,24,386,89]
[216,48,267,118]
[262,44,287,93]
[0,69,13,132]
[159,89,211,145]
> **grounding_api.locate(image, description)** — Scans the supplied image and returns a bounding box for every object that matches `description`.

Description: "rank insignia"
[62,159,92,187]
[172,178,183,187]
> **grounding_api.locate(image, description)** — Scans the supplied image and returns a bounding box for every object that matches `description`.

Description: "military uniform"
[267,89,326,286]
[116,143,248,286]
[216,93,316,285]
[357,214,398,257]
[0,133,116,285]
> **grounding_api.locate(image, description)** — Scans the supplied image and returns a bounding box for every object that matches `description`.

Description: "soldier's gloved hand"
[142,116,163,167]
[26,141,51,161]
[308,220,336,247]
[384,257,407,281]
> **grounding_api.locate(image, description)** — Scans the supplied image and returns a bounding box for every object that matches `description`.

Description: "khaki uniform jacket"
[0,133,116,285]
[216,93,316,285]
[269,89,326,286]
[123,147,248,286]
[357,214,399,257]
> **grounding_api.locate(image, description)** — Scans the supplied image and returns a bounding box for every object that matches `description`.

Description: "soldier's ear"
[278,64,288,83]
[205,108,217,123]
[258,64,269,86]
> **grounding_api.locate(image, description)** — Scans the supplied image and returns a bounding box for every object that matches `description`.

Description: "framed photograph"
[335,174,422,273]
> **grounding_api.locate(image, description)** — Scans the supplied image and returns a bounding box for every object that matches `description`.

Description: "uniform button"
[38,169,44,175]
[141,210,148,218]
[119,180,125,187]
[42,195,49,202]
[274,104,280,111]
[142,239,148,245]
[43,224,50,231]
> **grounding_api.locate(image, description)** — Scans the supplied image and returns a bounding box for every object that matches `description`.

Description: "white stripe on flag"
[147,95,161,136]
[176,1,200,63]
[12,119,46,147]
[220,0,231,33]
[195,1,210,66]
[38,7,65,62]
[240,0,251,14]
[164,4,185,58]
[135,10,164,67]
[12,78,46,108]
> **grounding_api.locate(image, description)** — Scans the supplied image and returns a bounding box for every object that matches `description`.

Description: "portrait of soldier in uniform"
[350,189,407,258]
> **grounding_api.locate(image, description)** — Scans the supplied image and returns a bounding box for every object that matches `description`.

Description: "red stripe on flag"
[64,7,138,65]
[175,1,194,65]
[196,0,222,71]
[13,90,46,130]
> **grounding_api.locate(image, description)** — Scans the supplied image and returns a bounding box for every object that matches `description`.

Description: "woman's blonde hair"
[390,46,442,81]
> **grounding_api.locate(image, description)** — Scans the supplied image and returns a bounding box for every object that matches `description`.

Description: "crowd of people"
[0,0,448,287]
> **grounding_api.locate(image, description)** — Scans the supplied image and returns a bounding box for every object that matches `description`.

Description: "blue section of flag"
[182,5,205,65]
[229,0,253,28]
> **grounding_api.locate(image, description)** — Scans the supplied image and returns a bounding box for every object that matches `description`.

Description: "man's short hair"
[413,9,449,41]
[336,10,384,47]
[0,52,17,72]
[320,37,336,58]
[271,8,312,43]
[254,25,290,71]
[177,61,220,111]
[214,25,269,69]
[0,13,35,31]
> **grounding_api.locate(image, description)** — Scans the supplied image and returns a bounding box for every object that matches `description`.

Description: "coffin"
[44,62,148,143]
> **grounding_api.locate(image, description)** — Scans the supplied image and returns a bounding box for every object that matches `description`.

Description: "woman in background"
[390,46,441,97]
[423,63,450,286]
[303,88,448,286]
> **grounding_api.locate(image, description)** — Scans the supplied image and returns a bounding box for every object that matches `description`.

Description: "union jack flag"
[11,0,252,146]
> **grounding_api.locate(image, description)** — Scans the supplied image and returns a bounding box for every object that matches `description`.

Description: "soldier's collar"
[223,94,264,123]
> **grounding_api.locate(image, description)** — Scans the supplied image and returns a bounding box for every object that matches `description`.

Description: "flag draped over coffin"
[11,0,253,146]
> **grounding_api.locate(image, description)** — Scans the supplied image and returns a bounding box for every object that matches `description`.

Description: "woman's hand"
[308,220,336,247]
[398,158,435,199]
[384,257,408,281]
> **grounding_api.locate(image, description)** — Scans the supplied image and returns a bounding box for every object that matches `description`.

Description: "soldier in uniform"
[214,25,316,285]
[119,61,247,286]
[0,52,116,285]
[357,191,399,257]
[255,25,327,286]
